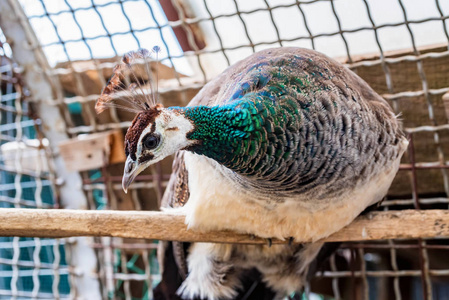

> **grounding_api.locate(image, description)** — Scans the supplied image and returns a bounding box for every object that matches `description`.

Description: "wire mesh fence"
[0,0,449,299]
[0,30,73,299]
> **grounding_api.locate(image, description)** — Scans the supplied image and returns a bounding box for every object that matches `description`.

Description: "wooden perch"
[0,208,448,244]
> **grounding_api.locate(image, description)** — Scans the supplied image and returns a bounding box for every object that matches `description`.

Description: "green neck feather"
[172,92,301,175]
[181,99,259,168]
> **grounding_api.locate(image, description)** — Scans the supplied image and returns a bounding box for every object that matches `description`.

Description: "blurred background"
[0,0,449,299]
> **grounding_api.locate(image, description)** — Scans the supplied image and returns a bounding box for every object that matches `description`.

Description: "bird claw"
[266,238,272,248]
[288,237,294,246]
[263,237,294,247]
[261,237,294,247]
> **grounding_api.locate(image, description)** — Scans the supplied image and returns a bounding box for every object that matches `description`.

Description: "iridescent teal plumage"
[172,99,267,169]
[179,96,299,177]
[172,57,321,172]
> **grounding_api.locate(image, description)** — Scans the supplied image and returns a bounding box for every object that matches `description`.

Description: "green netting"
[0,30,71,298]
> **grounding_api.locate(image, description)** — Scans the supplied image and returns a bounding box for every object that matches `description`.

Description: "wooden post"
[0,208,447,244]
[0,1,101,297]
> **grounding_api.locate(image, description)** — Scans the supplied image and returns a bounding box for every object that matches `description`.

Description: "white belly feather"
[180,140,405,241]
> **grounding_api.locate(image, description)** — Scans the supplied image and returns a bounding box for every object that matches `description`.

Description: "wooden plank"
[0,208,447,244]
[443,91,449,121]
[58,129,126,171]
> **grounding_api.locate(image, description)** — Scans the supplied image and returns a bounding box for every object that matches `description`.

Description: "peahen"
[96,47,408,299]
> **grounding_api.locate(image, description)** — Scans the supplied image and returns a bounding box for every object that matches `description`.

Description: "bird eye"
[142,134,160,150]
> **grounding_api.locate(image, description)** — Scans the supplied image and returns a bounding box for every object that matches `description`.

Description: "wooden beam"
[0,208,447,244]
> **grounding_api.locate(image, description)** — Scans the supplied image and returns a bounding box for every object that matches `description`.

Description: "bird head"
[94,48,197,193]
[122,104,194,192]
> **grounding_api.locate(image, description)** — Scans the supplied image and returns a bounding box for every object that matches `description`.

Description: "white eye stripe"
[136,126,153,156]
[133,109,194,163]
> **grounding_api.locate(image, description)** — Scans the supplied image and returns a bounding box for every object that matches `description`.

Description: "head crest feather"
[95,47,162,114]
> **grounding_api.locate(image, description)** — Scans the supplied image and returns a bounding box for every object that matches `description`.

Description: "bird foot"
[289,237,294,246]
[266,238,272,247]
[261,237,294,247]
[178,244,240,300]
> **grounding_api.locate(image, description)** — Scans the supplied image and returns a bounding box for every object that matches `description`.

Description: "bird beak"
[122,156,145,193]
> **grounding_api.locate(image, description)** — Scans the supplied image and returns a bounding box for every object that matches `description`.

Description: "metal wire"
[0,35,71,298]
